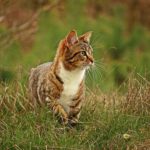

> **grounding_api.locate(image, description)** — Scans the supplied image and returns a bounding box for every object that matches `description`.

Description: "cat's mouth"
[83,61,94,69]
[89,61,94,66]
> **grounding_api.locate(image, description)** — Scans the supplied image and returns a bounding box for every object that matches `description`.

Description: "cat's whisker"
[93,66,102,79]
[90,34,104,46]
[93,60,106,78]
[92,68,97,81]
[92,45,105,50]
[96,67,103,78]
[95,64,105,73]
[86,69,93,81]
[86,69,90,80]
[94,61,104,67]
[93,65,104,74]
[90,35,100,45]
[87,68,95,80]
[89,66,100,82]
[94,59,105,65]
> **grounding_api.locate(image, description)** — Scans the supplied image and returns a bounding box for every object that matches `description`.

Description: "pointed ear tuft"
[79,31,92,43]
[66,30,78,46]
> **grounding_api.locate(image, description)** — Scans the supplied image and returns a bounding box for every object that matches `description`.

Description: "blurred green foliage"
[0,1,150,91]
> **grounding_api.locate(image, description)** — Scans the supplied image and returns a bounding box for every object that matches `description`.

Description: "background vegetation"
[0,0,150,149]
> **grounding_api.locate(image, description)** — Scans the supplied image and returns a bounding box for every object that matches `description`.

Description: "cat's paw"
[68,118,78,127]
[57,116,69,125]
[62,118,69,125]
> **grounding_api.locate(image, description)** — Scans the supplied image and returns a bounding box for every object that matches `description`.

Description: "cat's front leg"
[46,97,69,125]
[68,95,83,126]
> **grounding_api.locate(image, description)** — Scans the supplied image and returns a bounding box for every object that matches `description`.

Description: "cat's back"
[29,62,52,80]
[33,62,52,72]
[29,62,52,100]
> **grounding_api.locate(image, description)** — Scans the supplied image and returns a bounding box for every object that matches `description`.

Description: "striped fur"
[29,30,94,125]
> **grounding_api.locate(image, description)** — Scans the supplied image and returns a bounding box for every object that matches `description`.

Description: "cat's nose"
[90,61,94,66]
[88,58,94,66]
[90,59,94,64]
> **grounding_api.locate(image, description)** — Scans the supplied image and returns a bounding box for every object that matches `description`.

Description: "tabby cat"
[29,30,94,126]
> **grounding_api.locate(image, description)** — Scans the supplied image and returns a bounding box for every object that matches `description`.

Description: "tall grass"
[0,74,150,149]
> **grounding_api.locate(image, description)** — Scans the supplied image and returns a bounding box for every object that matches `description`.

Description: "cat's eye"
[81,51,86,56]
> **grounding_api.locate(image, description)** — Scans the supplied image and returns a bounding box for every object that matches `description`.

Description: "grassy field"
[0,1,150,149]
[0,75,150,149]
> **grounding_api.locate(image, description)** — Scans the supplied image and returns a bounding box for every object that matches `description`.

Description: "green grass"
[1,108,149,149]
[0,76,150,149]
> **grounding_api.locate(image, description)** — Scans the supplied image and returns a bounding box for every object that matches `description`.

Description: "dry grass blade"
[121,75,150,115]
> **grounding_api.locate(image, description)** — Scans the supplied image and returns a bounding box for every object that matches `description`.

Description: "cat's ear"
[66,30,78,47]
[79,31,92,43]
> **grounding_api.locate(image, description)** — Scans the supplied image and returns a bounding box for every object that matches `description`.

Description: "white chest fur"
[58,63,85,113]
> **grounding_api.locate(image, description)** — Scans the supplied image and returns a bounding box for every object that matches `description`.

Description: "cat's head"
[60,30,94,71]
